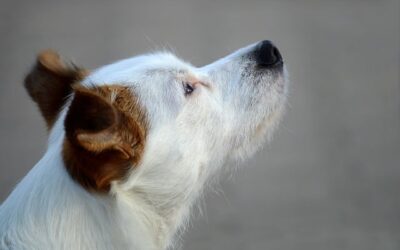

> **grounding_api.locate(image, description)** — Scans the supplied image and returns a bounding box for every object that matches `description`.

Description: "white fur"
[0,42,288,250]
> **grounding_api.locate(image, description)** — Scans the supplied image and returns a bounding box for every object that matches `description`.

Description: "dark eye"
[183,82,195,96]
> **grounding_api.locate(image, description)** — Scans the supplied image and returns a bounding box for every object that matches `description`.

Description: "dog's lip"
[255,60,284,72]
[267,60,284,68]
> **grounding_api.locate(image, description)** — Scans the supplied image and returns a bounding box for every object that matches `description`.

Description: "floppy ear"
[24,50,87,128]
[63,87,146,192]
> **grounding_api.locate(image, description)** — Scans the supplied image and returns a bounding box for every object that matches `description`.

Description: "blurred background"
[0,0,399,249]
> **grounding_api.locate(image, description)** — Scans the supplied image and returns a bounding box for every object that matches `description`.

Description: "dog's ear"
[63,86,146,191]
[64,87,136,159]
[24,50,87,128]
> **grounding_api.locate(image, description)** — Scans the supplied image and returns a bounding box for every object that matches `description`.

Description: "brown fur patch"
[24,50,87,128]
[63,85,147,192]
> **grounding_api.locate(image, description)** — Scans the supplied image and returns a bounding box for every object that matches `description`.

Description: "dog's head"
[25,41,288,193]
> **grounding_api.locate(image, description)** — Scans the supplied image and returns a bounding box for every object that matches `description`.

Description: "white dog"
[0,40,288,250]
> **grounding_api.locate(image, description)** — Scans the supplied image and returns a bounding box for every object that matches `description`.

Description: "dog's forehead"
[84,52,195,86]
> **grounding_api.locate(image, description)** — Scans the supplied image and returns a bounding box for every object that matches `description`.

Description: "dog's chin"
[229,96,286,162]
[226,77,288,162]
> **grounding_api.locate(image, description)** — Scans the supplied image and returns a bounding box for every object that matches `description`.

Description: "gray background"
[0,0,399,249]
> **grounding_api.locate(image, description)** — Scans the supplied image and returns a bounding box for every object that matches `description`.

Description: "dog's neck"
[0,119,206,250]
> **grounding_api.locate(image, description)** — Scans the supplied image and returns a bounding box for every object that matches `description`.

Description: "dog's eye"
[183,82,195,96]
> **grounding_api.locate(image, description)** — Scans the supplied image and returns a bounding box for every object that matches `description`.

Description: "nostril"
[272,47,281,61]
[255,40,283,67]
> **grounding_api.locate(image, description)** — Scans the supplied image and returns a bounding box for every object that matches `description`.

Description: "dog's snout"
[254,40,282,67]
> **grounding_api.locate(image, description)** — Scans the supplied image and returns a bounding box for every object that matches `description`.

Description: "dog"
[0,40,288,249]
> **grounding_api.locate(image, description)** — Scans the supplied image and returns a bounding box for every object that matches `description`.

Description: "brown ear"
[24,50,87,128]
[63,86,146,192]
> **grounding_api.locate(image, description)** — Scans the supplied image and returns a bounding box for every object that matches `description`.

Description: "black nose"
[255,40,283,67]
